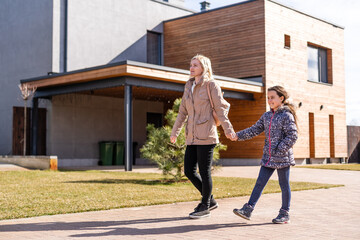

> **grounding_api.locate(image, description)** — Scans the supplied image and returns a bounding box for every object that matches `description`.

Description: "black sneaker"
[209,195,219,211]
[189,203,210,219]
[233,203,253,220]
[193,195,218,211]
[272,209,290,224]
[193,203,202,212]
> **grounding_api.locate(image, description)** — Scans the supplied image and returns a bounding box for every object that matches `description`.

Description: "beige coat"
[171,77,233,145]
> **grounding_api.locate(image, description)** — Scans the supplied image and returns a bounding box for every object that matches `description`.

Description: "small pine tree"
[140,98,227,182]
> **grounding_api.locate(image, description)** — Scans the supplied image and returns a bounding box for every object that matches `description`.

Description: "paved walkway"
[0,165,359,239]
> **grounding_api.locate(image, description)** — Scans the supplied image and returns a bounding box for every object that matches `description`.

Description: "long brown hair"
[268,85,298,128]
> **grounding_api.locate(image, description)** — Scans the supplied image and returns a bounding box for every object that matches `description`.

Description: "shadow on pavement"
[0,216,273,238]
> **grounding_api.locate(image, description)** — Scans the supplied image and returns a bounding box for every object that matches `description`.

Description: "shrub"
[140,98,226,182]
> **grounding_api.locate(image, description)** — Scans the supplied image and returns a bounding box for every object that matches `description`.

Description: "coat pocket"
[195,118,210,140]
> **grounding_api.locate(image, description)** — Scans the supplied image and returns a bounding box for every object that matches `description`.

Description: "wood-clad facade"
[164,0,347,161]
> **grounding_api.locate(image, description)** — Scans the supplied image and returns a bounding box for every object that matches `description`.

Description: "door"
[12,107,47,155]
[309,112,315,158]
[329,115,335,158]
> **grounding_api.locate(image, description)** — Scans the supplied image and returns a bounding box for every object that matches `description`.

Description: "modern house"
[2,0,347,169]
[163,0,347,164]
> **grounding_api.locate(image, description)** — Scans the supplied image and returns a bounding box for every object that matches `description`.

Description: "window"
[307,44,332,84]
[147,31,162,65]
[284,34,290,49]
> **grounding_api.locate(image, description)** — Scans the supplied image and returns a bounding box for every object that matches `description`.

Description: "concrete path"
[0,165,359,239]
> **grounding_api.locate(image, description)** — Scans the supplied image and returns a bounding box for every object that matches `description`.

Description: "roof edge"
[267,0,344,29]
[164,0,344,29]
[20,60,263,87]
[150,0,196,14]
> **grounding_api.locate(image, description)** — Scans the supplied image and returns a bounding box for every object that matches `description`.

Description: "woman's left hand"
[226,130,238,141]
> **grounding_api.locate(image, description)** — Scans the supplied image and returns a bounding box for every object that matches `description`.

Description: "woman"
[170,54,236,219]
[232,85,298,224]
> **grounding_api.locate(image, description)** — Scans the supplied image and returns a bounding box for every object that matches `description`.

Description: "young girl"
[170,54,236,219]
[232,85,298,224]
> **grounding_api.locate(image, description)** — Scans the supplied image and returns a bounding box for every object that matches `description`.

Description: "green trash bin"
[114,141,124,165]
[99,141,114,166]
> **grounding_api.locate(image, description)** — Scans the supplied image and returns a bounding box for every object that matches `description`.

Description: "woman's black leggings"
[184,144,216,207]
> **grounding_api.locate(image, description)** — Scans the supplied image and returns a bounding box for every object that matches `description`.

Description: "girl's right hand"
[170,136,177,143]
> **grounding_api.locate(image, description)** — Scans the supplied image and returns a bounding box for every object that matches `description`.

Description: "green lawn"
[0,170,342,220]
[296,163,360,171]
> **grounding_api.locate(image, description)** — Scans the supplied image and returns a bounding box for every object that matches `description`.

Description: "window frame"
[307,43,333,85]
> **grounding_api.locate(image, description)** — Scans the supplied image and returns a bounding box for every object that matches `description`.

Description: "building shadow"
[108,23,163,64]
[0,216,273,238]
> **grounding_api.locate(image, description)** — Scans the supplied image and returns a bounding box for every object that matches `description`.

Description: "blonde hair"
[191,54,214,81]
[268,85,298,128]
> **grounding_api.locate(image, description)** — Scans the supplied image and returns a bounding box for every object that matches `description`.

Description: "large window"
[307,45,331,83]
[147,31,162,65]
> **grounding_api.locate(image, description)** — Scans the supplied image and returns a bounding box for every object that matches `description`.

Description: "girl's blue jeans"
[248,166,291,211]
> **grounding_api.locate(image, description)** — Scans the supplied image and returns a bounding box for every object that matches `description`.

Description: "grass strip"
[296,163,360,171]
[0,170,342,220]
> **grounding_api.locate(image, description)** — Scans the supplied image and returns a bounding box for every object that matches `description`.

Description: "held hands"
[226,129,238,141]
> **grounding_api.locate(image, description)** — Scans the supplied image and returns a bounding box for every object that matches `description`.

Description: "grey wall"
[0,0,193,157]
[64,0,193,71]
[0,0,53,154]
[49,94,164,167]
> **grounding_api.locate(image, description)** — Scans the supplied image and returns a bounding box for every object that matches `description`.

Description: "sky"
[184,0,360,126]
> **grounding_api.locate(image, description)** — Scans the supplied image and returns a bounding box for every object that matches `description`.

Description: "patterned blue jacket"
[236,106,298,169]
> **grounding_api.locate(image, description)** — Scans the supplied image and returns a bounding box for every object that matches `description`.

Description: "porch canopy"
[20,60,263,171]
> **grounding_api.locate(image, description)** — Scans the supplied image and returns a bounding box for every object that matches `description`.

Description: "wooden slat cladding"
[164,0,266,79]
[220,97,266,159]
[164,0,267,159]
